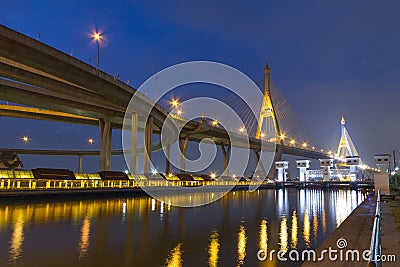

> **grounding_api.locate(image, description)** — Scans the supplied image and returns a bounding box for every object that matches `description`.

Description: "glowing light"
[212,119,219,126]
[328,150,333,155]
[78,215,91,260]
[239,127,245,133]
[210,173,216,179]
[259,219,268,252]
[303,208,310,248]
[279,134,286,140]
[9,214,24,264]
[151,169,158,175]
[177,109,182,116]
[92,32,102,41]
[302,142,308,148]
[88,138,94,145]
[22,136,29,143]
[208,231,220,267]
[260,132,265,138]
[290,139,296,145]
[170,99,179,107]
[320,149,324,152]
[237,225,247,266]
[165,243,183,267]
[291,209,298,249]
[313,208,318,239]
[124,170,129,174]
[279,215,288,251]
[312,146,315,150]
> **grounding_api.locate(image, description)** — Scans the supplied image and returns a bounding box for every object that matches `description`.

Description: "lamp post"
[92,32,102,70]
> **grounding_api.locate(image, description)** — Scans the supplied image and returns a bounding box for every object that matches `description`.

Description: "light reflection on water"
[237,224,247,266]
[165,243,183,267]
[0,189,367,267]
[78,215,91,261]
[290,210,298,249]
[208,231,220,267]
[279,215,288,251]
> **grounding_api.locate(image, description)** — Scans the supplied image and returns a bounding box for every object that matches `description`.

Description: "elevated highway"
[0,24,329,175]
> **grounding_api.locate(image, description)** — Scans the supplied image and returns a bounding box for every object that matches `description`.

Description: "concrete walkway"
[302,196,376,267]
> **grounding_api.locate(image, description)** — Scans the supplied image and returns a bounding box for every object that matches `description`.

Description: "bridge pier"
[129,113,138,174]
[143,115,153,174]
[319,158,333,181]
[179,136,189,174]
[78,155,83,173]
[346,156,361,182]
[165,144,171,175]
[99,118,112,171]
[296,160,310,182]
[221,144,231,176]
[252,150,266,178]
[275,161,289,182]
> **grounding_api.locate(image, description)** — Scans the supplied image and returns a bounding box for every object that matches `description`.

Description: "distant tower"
[336,116,359,158]
[256,59,282,143]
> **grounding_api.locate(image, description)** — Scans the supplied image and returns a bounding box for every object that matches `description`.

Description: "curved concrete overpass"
[0,24,329,174]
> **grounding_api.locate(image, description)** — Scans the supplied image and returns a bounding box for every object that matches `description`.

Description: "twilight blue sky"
[1,0,400,171]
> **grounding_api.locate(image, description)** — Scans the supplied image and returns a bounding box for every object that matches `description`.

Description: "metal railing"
[369,190,381,264]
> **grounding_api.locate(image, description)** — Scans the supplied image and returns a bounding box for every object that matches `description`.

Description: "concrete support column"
[221,144,231,176]
[319,159,333,181]
[346,156,361,182]
[253,150,266,178]
[349,166,357,182]
[296,160,310,182]
[99,118,112,171]
[179,136,189,174]
[143,115,153,174]
[78,155,83,173]
[275,161,289,182]
[129,113,138,174]
[165,144,171,175]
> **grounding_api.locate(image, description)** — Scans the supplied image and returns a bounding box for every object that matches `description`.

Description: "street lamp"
[290,139,296,146]
[88,138,94,146]
[302,142,308,149]
[91,31,103,70]
[21,136,29,148]
[170,98,179,108]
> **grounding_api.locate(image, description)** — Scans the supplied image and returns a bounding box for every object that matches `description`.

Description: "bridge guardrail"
[369,190,381,265]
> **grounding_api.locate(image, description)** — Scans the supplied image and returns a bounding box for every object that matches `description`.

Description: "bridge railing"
[369,190,381,264]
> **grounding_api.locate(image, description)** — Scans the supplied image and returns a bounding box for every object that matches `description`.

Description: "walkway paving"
[302,196,376,267]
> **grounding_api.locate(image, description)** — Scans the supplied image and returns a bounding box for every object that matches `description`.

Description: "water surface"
[0,189,366,266]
